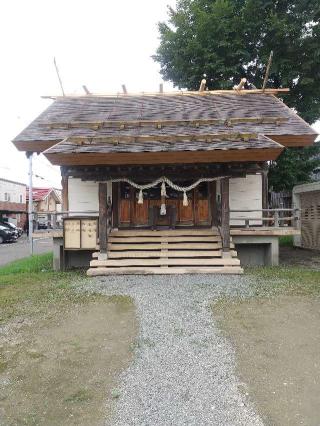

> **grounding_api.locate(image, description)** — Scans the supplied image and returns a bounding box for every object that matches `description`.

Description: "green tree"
[269,144,320,191]
[153,0,320,189]
[154,0,320,123]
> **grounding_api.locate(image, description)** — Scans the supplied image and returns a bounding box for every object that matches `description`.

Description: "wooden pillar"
[210,181,218,227]
[221,178,230,252]
[262,169,269,226]
[99,182,108,255]
[61,175,69,213]
[112,182,119,229]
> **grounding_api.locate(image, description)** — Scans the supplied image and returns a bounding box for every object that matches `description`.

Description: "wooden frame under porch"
[58,161,296,274]
[62,161,268,254]
[90,169,242,274]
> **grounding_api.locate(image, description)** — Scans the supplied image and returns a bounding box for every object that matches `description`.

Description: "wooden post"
[262,51,273,92]
[233,78,247,91]
[61,175,69,214]
[112,182,119,229]
[221,178,230,253]
[210,181,218,227]
[262,169,268,226]
[199,79,206,92]
[99,182,108,257]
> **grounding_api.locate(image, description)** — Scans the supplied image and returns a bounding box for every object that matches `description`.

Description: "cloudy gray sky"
[1,0,176,187]
[1,0,319,188]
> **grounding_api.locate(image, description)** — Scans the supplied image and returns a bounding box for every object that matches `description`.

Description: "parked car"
[0,225,17,244]
[37,221,48,230]
[0,221,23,237]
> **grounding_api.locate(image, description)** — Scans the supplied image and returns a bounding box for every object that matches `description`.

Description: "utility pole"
[27,152,34,255]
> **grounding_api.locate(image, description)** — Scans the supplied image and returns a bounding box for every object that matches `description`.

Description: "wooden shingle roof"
[13,92,317,155]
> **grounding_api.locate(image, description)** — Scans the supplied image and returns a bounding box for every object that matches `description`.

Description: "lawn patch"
[247,266,320,297]
[0,253,137,425]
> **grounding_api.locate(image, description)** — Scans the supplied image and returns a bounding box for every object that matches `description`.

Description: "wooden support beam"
[61,175,68,212]
[82,85,91,95]
[39,116,288,130]
[262,51,274,92]
[210,181,218,227]
[221,178,230,251]
[68,131,258,145]
[112,182,119,229]
[262,168,269,209]
[261,168,269,226]
[199,79,206,92]
[122,84,127,94]
[42,87,290,99]
[99,183,108,254]
[233,78,247,91]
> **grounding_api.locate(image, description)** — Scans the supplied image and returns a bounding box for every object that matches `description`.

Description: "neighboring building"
[0,178,27,228]
[26,187,62,228]
[12,87,317,273]
[293,181,320,250]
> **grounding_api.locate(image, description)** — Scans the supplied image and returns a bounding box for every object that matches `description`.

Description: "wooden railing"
[229,208,300,228]
[30,208,300,232]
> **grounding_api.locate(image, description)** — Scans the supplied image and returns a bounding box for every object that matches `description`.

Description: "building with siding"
[0,178,27,227]
[293,181,320,250]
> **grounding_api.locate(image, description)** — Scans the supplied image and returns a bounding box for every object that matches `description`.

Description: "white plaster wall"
[68,178,99,215]
[68,178,113,215]
[230,174,262,226]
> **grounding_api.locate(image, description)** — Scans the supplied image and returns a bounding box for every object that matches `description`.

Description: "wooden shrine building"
[12,87,317,274]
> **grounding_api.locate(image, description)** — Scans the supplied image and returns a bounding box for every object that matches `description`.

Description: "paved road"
[0,235,53,266]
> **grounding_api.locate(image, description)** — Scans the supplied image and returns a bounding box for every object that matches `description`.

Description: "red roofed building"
[26,187,61,228]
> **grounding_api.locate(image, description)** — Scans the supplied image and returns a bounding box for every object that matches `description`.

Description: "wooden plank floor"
[87,228,243,276]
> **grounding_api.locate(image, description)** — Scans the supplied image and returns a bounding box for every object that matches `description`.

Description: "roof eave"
[44,147,284,167]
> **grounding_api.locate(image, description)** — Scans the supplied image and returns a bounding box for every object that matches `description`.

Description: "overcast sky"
[1,0,176,188]
[1,0,319,188]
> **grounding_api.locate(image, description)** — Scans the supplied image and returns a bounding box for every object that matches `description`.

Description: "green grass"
[248,266,320,297]
[279,235,294,247]
[0,252,96,323]
[0,252,53,275]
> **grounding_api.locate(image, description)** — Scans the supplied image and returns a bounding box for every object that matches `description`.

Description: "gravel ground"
[85,275,263,426]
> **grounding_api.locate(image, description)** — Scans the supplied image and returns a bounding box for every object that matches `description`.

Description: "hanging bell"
[183,191,189,206]
[160,203,166,215]
[161,181,167,197]
[138,189,144,204]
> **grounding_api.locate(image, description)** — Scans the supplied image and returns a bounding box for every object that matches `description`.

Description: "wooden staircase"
[87,228,243,276]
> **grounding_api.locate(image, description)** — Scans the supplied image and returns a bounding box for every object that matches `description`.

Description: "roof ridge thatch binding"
[42,88,290,100]
[44,133,282,154]
[39,116,288,130]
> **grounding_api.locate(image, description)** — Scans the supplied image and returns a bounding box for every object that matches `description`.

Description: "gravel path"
[87,275,263,426]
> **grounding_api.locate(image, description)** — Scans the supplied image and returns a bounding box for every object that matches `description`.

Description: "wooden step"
[92,250,238,259]
[90,258,240,267]
[89,228,242,276]
[87,266,244,276]
[106,242,234,250]
[108,236,222,243]
[111,229,219,237]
